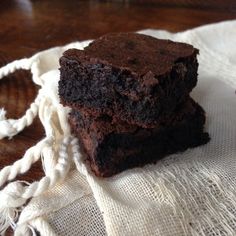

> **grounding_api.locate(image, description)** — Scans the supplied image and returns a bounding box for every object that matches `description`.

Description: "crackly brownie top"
[62,32,198,76]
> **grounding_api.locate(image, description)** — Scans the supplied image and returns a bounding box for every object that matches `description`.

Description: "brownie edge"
[69,99,210,177]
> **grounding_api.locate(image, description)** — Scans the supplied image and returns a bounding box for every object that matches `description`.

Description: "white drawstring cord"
[0,136,72,235]
[0,58,32,80]
[0,56,43,140]
[0,53,75,235]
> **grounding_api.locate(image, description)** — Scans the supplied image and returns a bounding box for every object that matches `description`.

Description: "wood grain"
[0,1,236,234]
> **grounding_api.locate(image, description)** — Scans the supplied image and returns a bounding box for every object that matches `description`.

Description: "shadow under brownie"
[69,98,210,177]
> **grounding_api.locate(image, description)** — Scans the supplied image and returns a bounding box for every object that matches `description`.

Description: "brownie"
[59,32,199,128]
[69,98,209,177]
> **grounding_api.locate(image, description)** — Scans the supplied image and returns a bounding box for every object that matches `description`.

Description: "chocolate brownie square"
[69,98,209,177]
[59,33,199,128]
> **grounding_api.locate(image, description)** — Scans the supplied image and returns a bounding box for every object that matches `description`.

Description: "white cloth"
[0,20,236,236]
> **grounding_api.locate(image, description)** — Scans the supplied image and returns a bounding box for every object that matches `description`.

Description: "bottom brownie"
[69,98,210,177]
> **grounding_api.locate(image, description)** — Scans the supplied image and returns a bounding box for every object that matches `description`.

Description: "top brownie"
[59,33,199,127]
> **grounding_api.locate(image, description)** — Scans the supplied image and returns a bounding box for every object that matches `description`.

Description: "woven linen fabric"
[0,20,236,236]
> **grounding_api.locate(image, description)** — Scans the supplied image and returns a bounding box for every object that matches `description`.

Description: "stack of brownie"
[59,33,209,177]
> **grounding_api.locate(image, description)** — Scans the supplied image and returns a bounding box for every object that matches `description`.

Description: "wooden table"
[0,0,236,193]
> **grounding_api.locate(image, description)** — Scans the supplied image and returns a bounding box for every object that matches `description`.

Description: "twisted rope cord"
[0,138,53,188]
[0,93,42,139]
[0,136,71,204]
[0,137,72,235]
[22,137,71,198]
[0,57,43,140]
[0,57,43,235]
[0,45,85,235]
[71,137,88,175]
[0,54,75,235]
[0,58,32,80]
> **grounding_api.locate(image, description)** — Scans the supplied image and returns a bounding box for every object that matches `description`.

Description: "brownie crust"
[59,33,199,128]
[69,98,210,177]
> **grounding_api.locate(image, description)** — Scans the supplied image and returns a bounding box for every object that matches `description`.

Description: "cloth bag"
[0,20,236,236]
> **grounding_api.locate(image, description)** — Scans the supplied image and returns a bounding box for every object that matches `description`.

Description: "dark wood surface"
[0,0,236,186]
